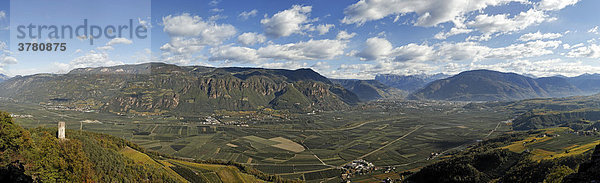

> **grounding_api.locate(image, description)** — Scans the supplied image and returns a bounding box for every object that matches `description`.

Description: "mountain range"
[0,63,358,114]
[330,79,406,101]
[374,73,449,92]
[565,73,600,95]
[2,64,600,113]
[409,70,598,101]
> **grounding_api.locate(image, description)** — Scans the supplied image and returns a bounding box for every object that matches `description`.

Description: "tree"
[543,165,574,183]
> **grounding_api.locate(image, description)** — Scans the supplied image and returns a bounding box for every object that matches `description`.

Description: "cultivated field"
[1,100,515,182]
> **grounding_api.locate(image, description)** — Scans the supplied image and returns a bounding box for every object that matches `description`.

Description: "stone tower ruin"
[58,122,65,139]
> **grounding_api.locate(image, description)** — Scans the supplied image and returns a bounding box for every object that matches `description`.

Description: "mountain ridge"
[331,79,406,101]
[408,70,585,101]
[0,63,358,114]
[374,73,449,92]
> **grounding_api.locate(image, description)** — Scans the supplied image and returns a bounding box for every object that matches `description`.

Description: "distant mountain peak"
[331,79,406,101]
[375,73,450,92]
[409,69,583,101]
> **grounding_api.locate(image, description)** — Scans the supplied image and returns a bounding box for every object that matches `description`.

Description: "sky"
[0,0,600,79]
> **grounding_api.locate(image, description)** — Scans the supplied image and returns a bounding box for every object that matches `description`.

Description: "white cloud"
[435,42,491,61]
[159,37,206,65]
[356,37,394,61]
[209,44,261,63]
[566,44,600,58]
[210,8,224,13]
[311,61,331,71]
[209,0,220,6]
[239,9,258,20]
[356,37,438,62]
[160,13,237,64]
[434,27,473,39]
[97,46,114,51]
[0,41,17,74]
[536,0,580,11]
[132,48,154,64]
[107,37,133,46]
[354,37,437,62]
[336,31,357,40]
[333,57,600,79]
[465,33,493,41]
[260,5,313,38]
[467,9,553,36]
[208,39,347,62]
[563,43,584,49]
[518,31,562,41]
[436,41,560,61]
[468,59,600,77]
[355,37,561,62]
[209,15,227,21]
[77,35,88,41]
[55,51,123,72]
[1,56,17,65]
[138,17,152,29]
[392,44,436,62]
[341,0,527,26]
[334,60,437,79]
[257,39,347,60]
[487,40,561,59]
[316,24,334,35]
[0,11,5,19]
[93,38,133,52]
[589,26,599,34]
[237,32,266,46]
[159,38,205,55]
[341,0,577,42]
[162,13,236,45]
[260,61,308,70]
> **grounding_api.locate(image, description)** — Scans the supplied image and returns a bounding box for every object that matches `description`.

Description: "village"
[340,159,407,182]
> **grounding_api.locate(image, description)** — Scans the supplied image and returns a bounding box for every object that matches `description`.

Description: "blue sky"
[1,0,599,79]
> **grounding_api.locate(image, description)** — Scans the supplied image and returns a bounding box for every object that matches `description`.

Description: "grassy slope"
[500,127,599,161]
[121,143,271,183]
[168,159,265,183]
[404,127,596,183]
[120,147,188,182]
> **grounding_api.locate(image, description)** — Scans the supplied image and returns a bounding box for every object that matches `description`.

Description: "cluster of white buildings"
[341,159,375,180]
[10,114,33,118]
[201,116,220,125]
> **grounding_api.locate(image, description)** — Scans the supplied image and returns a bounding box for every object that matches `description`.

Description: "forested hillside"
[406,131,597,183]
[0,111,296,182]
[0,111,182,182]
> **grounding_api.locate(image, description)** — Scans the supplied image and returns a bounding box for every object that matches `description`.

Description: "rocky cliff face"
[0,63,359,114]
